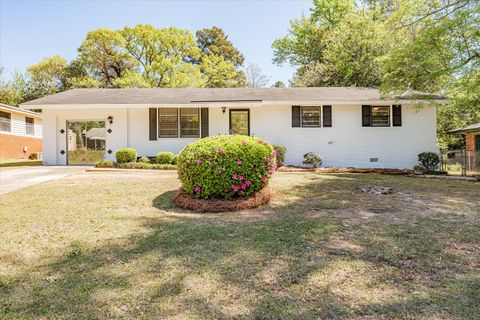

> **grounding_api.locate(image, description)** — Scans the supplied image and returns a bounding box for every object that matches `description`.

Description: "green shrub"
[177,135,276,199]
[95,159,114,168]
[116,148,137,163]
[156,151,175,164]
[303,152,323,168]
[418,152,439,171]
[171,154,178,165]
[413,164,426,174]
[138,156,150,163]
[272,144,286,167]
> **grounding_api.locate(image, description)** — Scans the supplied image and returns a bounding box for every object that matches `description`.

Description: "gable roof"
[20,87,447,108]
[0,103,42,118]
[449,123,480,134]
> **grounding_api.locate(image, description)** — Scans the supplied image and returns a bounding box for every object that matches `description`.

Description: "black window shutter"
[362,105,371,127]
[201,107,209,138]
[292,106,301,127]
[149,108,157,140]
[323,105,332,127]
[393,105,402,126]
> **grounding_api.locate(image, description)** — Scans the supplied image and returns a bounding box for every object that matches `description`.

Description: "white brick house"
[20,87,444,168]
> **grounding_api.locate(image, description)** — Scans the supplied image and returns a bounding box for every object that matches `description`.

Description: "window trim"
[25,116,35,136]
[0,111,11,132]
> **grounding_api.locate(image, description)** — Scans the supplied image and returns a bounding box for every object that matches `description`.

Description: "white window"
[0,111,11,132]
[26,117,34,135]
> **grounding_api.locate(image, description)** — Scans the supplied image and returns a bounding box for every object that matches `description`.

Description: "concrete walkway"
[0,166,88,195]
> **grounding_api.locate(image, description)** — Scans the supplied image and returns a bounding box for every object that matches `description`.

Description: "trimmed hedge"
[95,159,113,168]
[114,162,176,170]
[272,144,286,167]
[116,148,137,163]
[177,135,276,200]
[94,161,176,170]
[156,152,175,164]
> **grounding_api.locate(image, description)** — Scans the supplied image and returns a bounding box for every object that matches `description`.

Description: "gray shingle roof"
[449,123,480,133]
[21,87,446,106]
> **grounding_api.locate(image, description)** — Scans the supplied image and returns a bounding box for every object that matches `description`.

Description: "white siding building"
[20,87,443,168]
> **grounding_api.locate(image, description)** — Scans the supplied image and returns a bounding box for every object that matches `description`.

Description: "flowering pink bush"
[177,135,276,199]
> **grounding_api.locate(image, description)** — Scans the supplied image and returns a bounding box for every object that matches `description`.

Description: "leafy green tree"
[0,68,29,106]
[196,26,245,67]
[122,25,205,87]
[78,28,136,87]
[294,11,390,87]
[113,70,151,88]
[195,27,246,87]
[26,55,68,96]
[272,80,286,88]
[272,0,354,68]
[199,54,240,88]
[273,0,479,150]
[381,0,479,149]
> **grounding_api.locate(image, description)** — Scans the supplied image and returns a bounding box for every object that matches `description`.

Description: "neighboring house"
[20,88,444,168]
[0,103,42,160]
[449,123,480,151]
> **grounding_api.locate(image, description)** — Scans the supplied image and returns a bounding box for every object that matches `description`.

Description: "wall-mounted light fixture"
[107,116,113,125]
[221,107,226,114]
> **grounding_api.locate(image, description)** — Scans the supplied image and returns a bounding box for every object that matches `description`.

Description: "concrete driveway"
[0,166,88,195]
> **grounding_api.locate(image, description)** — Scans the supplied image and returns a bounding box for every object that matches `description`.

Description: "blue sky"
[0,0,312,85]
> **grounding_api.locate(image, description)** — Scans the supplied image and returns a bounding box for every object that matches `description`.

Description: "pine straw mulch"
[173,187,274,213]
[277,166,413,175]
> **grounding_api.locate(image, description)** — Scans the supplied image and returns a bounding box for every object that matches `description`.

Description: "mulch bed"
[277,166,413,175]
[172,188,274,213]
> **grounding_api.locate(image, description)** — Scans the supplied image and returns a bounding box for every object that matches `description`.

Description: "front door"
[229,109,250,135]
[67,120,106,164]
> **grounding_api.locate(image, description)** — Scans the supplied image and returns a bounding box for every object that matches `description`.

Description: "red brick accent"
[466,132,480,151]
[0,133,42,160]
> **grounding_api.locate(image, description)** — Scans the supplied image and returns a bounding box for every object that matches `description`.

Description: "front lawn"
[0,171,479,319]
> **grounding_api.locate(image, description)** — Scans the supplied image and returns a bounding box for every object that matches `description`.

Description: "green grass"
[0,171,479,319]
[0,159,42,167]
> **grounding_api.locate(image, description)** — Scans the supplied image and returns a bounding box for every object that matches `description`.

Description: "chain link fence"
[441,150,480,176]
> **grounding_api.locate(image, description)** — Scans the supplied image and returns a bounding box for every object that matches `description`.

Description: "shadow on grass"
[1,173,479,319]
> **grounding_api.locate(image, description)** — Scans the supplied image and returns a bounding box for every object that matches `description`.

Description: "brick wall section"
[0,133,42,160]
[466,132,480,151]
